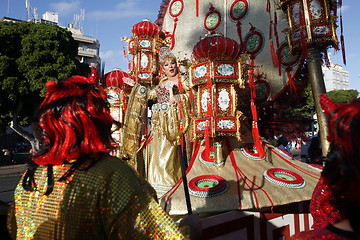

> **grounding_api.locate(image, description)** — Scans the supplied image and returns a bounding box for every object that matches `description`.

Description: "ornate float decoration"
[190,33,245,167]
[188,175,229,198]
[126,19,164,86]
[279,0,341,156]
[104,69,132,156]
[263,168,306,188]
[279,0,338,54]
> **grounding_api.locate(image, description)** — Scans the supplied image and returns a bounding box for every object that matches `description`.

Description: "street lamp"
[279,0,339,156]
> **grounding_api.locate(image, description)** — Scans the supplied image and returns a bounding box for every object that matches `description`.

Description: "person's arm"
[100,162,185,239]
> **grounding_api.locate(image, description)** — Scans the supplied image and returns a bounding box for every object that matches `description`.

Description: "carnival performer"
[123,51,191,195]
[6,76,185,239]
[290,94,360,240]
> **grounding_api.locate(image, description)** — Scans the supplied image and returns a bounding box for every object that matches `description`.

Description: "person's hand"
[179,213,202,240]
[123,77,135,87]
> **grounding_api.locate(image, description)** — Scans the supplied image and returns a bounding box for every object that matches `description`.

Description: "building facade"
[1,13,101,70]
[66,27,101,69]
[321,53,350,91]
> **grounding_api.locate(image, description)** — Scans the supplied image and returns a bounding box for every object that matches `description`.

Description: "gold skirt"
[146,103,182,194]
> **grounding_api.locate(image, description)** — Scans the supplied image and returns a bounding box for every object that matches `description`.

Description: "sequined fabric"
[155,85,171,103]
[310,176,342,229]
[122,77,190,195]
[148,102,182,194]
[7,156,185,239]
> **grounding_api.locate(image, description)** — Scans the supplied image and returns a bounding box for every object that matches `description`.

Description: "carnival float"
[103,0,343,239]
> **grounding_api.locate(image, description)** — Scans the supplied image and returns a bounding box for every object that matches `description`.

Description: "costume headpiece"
[33,75,114,166]
[159,48,176,65]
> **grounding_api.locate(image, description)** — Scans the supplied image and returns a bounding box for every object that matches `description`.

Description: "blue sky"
[1,0,359,92]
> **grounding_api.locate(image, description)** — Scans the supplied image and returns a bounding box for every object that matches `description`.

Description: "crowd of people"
[4,51,360,239]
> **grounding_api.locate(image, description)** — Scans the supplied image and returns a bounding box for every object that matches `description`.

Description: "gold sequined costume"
[123,77,191,195]
[7,156,184,239]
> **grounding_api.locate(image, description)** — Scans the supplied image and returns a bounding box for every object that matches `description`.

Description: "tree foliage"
[327,89,359,103]
[286,87,359,119]
[0,21,87,131]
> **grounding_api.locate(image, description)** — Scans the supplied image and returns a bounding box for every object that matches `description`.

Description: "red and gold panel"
[215,84,234,116]
[137,38,155,51]
[197,84,213,118]
[191,62,211,86]
[215,117,237,133]
[310,23,334,38]
[214,61,239,82]
[306,0,327,24]
[195,118,213,137]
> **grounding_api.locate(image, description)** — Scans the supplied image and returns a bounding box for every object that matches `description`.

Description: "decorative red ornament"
[87,66,99,84]
[105,69,131,89]
[191,34,241,62]
[131,19,161,38]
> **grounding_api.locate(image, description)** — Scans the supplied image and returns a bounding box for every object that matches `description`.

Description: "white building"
[41,12,101,69]
[66,27,101,69]
[322,54,350,91]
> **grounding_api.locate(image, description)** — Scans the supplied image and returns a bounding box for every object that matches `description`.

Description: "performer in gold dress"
[123,52,191,195]
[7,76,185,239]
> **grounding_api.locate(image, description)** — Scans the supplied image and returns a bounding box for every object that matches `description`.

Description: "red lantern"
[192,34,241,63]
[125,19,164,86]
[190,33,245,166]
[279,0,338,53]
[131,19,161,38]
[105,69,130,89]
[104,69,133,153]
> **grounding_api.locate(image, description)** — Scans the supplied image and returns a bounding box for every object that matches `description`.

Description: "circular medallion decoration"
[204,11,221,31]
[244,30,264,56]
[278,41,301,67]
[139,86,147,94]
[161,103,169,111]
[240,143,266,160]
[189,175,229,198]
[264,168,306,188]
[230,0,249,21]
[169,0,184,18]
[255,78,271,105]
